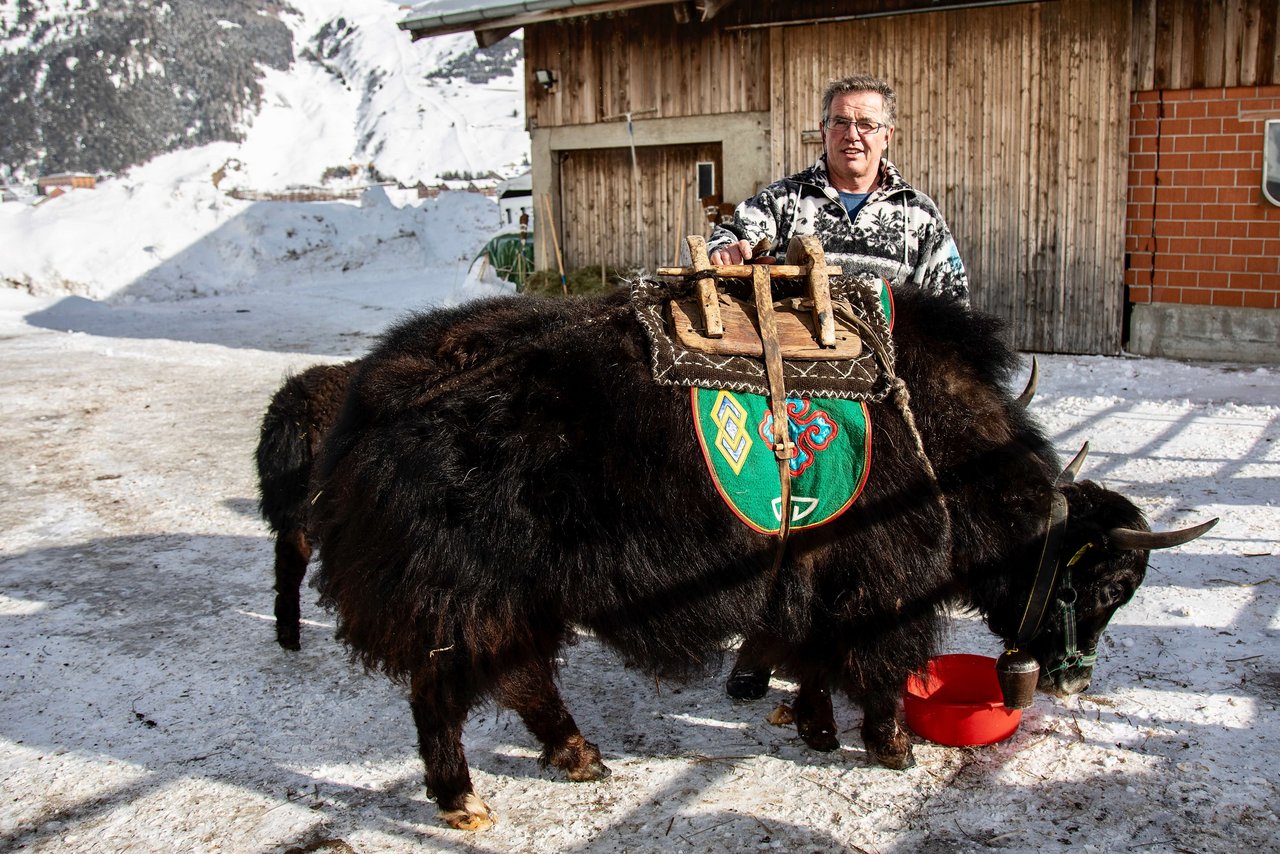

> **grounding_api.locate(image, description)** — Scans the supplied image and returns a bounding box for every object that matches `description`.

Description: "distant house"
[496,171,533,229]
[37,173,97,195]
[401,0,1280,362]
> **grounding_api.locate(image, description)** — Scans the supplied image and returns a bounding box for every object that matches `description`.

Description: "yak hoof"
[275,628,301,651]
[865,722,915,770]
[726,667,772,701]
[567,757,612,782]
[440,793,495,831]
[870,746,915,770]
[798,723,841,753]
[545,734,611,782]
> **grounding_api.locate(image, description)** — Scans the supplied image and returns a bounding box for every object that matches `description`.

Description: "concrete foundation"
[1128,303,1279,364]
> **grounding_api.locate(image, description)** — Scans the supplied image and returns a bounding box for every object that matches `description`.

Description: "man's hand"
[709,239,754,266]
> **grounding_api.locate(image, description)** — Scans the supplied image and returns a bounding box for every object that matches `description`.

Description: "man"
[710,75,969,702]
[707,73,968,304]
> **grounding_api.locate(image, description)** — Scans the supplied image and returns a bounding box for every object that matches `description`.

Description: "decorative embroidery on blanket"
[692,388,872,535]
[631,272,895,403]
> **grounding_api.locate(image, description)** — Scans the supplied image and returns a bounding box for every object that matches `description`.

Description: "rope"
[832,302,952,545]
[1046,543,1100,673]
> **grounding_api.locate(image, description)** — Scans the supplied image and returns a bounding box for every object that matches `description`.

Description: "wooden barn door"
[558,143,722,272]
[770,0,1131,354]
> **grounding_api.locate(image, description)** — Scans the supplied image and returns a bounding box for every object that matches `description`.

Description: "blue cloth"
[837,190,871,220]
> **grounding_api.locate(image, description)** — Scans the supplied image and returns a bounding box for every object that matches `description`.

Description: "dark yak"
[253,324,1033,656]
[309,285,1213,830]
[255,360,357,650]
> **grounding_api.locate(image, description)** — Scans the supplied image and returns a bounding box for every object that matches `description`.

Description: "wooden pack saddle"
[658,235,862,361]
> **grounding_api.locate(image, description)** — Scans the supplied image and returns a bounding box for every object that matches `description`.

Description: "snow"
[2,1,1279,852]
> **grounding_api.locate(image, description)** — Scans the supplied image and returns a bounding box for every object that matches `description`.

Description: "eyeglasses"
[824,117,887,136]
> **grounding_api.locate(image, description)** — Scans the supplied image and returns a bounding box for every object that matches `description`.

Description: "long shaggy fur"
[886,295,1151,641]
[314,291,953,691]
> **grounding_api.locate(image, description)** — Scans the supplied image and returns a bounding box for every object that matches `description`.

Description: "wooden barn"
[36,172,97,195]
[401,0,1280,361]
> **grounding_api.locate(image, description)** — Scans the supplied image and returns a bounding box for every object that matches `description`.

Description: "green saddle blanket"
[692,387,871,534]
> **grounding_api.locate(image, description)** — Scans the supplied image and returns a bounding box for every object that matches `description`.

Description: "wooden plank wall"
[1132,0,1280,89]
[525,8,769,128]
[770,0,1131,354]
[558,143,722,271]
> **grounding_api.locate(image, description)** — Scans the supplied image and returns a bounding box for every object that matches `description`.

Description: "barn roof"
[399,0,735,43]
[496,171,532,196]
[398,2,1052,46]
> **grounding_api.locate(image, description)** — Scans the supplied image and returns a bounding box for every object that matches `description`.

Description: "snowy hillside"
[236,0,528,191]
[0,0,294,180]
[0,0,528,186]
[0,0,529,301]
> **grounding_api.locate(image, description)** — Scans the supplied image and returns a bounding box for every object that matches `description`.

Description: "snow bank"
[0,147,503,302]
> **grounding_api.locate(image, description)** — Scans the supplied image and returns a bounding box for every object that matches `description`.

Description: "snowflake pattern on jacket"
[707,155,970,304]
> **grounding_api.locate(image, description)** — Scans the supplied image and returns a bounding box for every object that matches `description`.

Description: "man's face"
[821,90,896,190]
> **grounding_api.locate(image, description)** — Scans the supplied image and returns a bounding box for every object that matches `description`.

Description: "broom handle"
[541,193,568,295]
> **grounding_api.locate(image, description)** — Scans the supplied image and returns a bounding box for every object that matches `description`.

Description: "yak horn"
[1015,355,1039,408]
[1109,517,1218,551]
[1055,442,1090,485]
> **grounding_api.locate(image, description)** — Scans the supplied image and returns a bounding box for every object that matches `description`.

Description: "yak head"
[1006,448,1217,700]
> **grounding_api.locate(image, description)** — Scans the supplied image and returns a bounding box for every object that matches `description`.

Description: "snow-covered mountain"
[0,0,528,188]
[1,0,294,182]
[0,0,530,301]
[232,0,528,191]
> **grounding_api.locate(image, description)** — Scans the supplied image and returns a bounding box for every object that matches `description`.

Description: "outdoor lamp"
[533,68,557,92]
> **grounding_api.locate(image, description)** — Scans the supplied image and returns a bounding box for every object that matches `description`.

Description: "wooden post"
[655,263,843,279]
[539,212,548,280]
[686,235,723,338]
[787,235,835,348]
[541,193,568,295]
[674,178,690,265]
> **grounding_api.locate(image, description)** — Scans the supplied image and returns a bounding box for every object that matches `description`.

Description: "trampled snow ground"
[0,189,1277,851]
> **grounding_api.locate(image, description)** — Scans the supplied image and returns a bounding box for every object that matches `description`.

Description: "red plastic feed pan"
[903,653,1023,746]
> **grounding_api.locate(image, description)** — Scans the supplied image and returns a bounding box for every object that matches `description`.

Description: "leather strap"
[752,265,796,549]
[1012,491,1069,646]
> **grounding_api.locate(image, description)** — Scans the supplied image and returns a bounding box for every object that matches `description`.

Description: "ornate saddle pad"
[631,272,896,403]
[692,388,871,534]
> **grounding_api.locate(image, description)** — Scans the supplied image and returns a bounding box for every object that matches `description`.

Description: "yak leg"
[793,676,841,752]
[726,631,774,701]
[860,690,913,770]
[272,529,311,650]
[838,658,915,769]
[410,686,494,831]
[497,657,609,782]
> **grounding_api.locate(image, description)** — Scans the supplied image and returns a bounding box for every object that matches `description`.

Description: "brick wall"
[1126,86,1280,312]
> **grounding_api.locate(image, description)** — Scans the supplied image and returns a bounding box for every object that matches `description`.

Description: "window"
[697,161,715,200]
[1265,119,1280,207]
